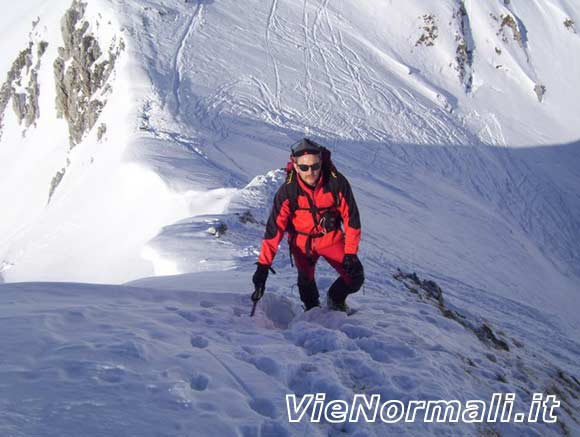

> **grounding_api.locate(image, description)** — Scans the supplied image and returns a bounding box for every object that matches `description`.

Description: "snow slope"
[1,273,579,436]
[2,0,580,286]
[1,0,579,435]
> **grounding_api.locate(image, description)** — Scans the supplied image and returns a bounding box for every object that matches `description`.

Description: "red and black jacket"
[257,157,361,266]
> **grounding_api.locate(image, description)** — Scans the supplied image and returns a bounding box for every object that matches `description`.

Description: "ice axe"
[250,264,275,317]
[250,285,265,317]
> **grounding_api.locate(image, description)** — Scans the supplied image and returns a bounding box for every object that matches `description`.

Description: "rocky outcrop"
[490,9,547,102]
[452,1,474,93]
[48,167,66,203]
[96,123,107,141]
[53,0,124,147]
[393,269,511,351]
[534,83,546,102]
[0,39,48,140]
[394,269,580,433]
[207,221,228,238]
[500,14,520,44]
[415,14,438,47]
[491,9,530,66]
[564,18,576,33]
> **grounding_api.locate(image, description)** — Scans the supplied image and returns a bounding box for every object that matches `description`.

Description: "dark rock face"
[0,40,47,140]
[392,269,511,351]
[54,0,124,147]
[0,0,123,146]
[453,1,474,93]
[48,167,67,203]
[498,14,524,46]
[415,14,438,47]
[564,18,576,33]
[534,83,546,103]
[97,123,107,141]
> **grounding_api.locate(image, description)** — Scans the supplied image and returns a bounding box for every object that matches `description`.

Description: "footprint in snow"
[240,424,259,437]
[232,306,245,317]
[237,353,281,378]
[356,338,416,363]
[177,310,198,323]
[197,401,218,412]
[98,366,126,383]
[391,374,419,391]
[190,373,210,391]
[63,308,87,321]
[258,294,296,329]
[107,340,146,360]
[241,345,259,355]
[287,324,351,355]
[260,421,290,437]
[253,356,281,378]
[249,397,278,419]
[340,324,374,339]
[190,335,209,349]
[62,361,93,380]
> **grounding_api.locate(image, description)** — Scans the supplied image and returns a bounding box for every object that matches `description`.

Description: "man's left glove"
[342,254,363,277]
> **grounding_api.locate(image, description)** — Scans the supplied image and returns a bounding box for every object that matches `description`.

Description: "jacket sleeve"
[257,185,292,266]
[336,173,361,255]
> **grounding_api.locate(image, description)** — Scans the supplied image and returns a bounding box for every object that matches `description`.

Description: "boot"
[327,277,351,312]
[327,294,350,313]
[298,275,320,311]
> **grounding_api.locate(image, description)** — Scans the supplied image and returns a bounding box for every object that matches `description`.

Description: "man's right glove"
[252,263,270,289]
[250,263,275,316]
[342,254,363,277]
[252,263,276,292]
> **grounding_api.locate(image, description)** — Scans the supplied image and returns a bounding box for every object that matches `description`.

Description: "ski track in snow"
[301,0,314,116]
[265,0,282,111]
[312,0,348,109]
[172,3,203,118]
[253,0,464,145]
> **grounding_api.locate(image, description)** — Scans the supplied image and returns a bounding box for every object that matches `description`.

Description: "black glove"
[342,254,363,277]
[252,263,276,301]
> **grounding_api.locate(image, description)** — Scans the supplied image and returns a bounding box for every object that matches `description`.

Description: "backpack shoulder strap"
[321,164,340,208]
[318,146,340,207]
[285,168,299,213]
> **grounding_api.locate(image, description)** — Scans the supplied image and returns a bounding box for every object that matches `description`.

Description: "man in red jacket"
[252,138,364,312]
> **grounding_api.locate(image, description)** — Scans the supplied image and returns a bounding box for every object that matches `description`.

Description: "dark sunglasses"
[297,162,322,172]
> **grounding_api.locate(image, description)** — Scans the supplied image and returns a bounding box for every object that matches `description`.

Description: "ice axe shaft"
[250,285,265,317]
